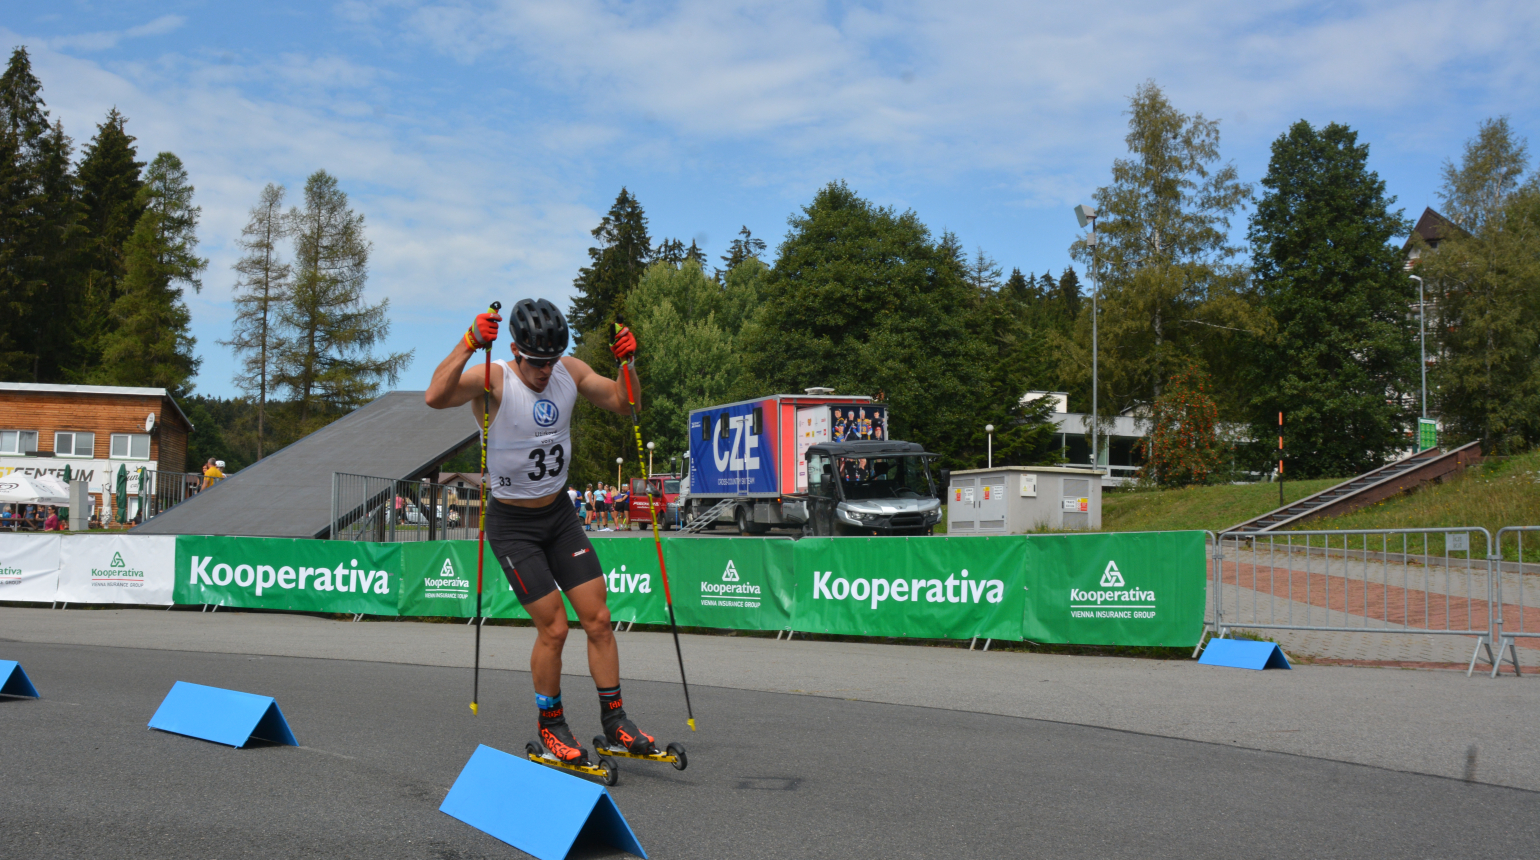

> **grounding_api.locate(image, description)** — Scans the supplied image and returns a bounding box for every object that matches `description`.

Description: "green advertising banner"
[788,536,1027,640]
[397,541,527,619]
[591,537,672,625]
[175,535,402,616]
[164,531,1207,647]
[663,537,795,631]
[395,538,675,625]
[1021,531,1206,647]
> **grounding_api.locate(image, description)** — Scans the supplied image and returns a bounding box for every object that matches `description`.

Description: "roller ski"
[525,710,618,785]
[592,712,688,771]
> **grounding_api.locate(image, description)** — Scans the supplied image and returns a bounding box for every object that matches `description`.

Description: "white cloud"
[9,0,1538,394]
[43,14,186,52]
[364,0,1540,188]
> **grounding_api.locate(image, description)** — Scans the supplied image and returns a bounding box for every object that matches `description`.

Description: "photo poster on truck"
[794,406,831,492]
[829,404,886,444]
[688,400,780,495]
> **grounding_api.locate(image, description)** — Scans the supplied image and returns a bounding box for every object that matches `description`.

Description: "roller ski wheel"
[525,737,618,786]
[593,734,689,771]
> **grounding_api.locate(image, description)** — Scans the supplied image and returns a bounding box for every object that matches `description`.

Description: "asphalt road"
[3,641,1535,860]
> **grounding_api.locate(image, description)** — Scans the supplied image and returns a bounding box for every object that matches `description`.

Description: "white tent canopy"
[0,474,70,505]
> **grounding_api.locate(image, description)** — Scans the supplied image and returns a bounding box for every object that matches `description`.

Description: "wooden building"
[0,383,194,521]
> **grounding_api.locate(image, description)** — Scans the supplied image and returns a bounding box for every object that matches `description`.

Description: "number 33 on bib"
[486,359,576,498]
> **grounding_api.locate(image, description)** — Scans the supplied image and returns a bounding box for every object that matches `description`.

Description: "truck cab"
[785,440,944,536]
[627,474,682,530]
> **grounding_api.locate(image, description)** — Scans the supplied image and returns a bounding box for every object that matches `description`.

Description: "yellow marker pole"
[616,324,696,731]
[471,301,500,715]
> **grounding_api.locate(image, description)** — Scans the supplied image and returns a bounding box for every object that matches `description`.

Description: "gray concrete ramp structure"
[134,391,477,538]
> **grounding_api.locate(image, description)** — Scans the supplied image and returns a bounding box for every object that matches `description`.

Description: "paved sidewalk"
[2,605,1535,791]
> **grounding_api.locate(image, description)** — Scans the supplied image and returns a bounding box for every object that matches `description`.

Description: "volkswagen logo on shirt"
[532,399,560,427]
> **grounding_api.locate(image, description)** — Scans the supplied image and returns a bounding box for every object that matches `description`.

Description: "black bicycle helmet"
[509,298,569,359]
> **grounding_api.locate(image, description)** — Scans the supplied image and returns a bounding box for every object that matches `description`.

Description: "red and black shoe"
[604,715,657,755]
[539,719,590,765]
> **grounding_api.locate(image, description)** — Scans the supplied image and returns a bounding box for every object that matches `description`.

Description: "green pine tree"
[221,183,290,459]
[1052,268,1080,326]
[1419,118,1540,452]
[964,246,1004,293]
[741,181,1053,468]
[275,170,411,435]
[94,152,206,394]
[75,107,145,374]
[567,188,653,487]
[1062,81,1256,427]
[569,187,652,340]
[624,258,766,461]
[1003,268,1033,302]
[717,225,766,279]
[0,47,83,381]
[1243,121,1415,477]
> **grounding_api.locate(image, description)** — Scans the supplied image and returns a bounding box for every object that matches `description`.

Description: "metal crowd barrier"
[138,469,198,523]
[1212,528,1498,676]
[330,472,481,543]
[1492,527,1538,677]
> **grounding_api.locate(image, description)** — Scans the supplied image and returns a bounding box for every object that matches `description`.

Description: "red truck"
[626,474,683,530]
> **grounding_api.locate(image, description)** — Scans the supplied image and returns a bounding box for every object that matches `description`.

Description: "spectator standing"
[614,483,630,530]
[201,459,223,490]
[42,506,61,531]
[583,484,596,530]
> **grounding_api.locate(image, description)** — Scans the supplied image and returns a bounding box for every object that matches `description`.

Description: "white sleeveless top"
[486,359,576,500]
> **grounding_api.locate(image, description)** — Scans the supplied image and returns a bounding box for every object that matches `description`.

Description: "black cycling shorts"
[486,497,603,605]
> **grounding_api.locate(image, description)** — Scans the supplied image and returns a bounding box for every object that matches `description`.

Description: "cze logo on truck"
[689,401,777,494]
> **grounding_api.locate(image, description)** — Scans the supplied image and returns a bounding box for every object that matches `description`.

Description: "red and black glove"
[610,324,637,361]
[465,311,501,350]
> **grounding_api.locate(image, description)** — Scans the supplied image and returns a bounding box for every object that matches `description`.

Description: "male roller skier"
[425,298,657,766]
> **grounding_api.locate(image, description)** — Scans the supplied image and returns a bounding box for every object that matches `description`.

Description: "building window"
[1,430,38,455]
[110,433,151,460]
[54,431,95,458]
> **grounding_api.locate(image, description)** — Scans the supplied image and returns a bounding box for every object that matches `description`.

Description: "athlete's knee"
[534,615,569,646]
[580,606,614,641]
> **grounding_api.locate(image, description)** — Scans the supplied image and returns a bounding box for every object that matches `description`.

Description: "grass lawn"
[1306,449,1540,560]
[1099,449,1540,561]
[1100,477,1342,534]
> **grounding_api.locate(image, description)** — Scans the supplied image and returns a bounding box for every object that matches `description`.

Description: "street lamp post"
[1409,274,1426,418]
[646,440,655,477]
[616,457,623,487]
[985,424,995,469]
[1075,204,1100,471]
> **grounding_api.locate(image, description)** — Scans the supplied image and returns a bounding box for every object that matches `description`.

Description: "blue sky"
[6,1,1538,398]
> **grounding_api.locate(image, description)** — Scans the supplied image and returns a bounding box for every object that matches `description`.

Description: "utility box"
[946,466,1103,533]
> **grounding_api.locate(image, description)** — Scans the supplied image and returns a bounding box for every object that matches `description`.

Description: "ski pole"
[615,325,696,731]
[471,301,500,716]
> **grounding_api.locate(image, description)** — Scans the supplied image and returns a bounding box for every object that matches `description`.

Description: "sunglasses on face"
[518,355,558,368]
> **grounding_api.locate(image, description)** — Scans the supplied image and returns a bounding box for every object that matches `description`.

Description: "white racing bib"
[485,359,576,500]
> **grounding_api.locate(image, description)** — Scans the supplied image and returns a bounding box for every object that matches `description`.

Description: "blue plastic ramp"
[1199,638,1291,670]
[148,681,299,748]
[440,744,646,860]
[0,660,39,697]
